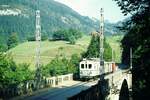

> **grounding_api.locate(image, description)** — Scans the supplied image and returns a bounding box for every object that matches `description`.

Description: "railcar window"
[88,64,92,69]
[86,64,87,68]
[81,64,84,69]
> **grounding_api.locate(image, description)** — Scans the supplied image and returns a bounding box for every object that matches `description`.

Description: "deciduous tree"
[114,0,150,99]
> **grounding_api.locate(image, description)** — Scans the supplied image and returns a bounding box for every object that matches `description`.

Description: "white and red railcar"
[79,58,117,79]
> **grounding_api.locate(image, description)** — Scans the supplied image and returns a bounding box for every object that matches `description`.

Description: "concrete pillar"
[52,77,56,87]
[61,77,63,83]
[68,74,73,80]
[69,74,71,80]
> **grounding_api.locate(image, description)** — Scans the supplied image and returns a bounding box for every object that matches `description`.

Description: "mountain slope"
[0,0,120,44]
[0,0,97,43]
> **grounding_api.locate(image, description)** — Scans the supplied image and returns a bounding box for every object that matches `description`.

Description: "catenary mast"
[35,0,41,89]
[99,8,104,80]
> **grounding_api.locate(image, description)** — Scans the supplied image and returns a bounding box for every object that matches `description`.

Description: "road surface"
[12,80,98,100]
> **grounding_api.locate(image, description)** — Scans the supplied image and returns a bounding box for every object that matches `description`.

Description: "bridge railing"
[44,73,73,87]
[68,79,110,100]
[68,83,101,100]
[0,73,73,99]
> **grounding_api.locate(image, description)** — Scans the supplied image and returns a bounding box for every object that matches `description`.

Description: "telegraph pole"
[99,8,104,80]
[35,1,42,89]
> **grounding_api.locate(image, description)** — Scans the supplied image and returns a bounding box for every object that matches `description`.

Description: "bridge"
[68,67,132,100]
[104,68,132,100]
[0,66,132,100]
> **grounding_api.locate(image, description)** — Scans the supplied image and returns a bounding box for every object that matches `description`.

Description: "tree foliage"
[82,35,112,61]
[27,34,48,41]
[7,33,19,49]
[0,52,33,89]
[70,54,81,67]
[41,56,78,77]
[52,28,83,44]
[0,44,7,52]
[114,0,150,99]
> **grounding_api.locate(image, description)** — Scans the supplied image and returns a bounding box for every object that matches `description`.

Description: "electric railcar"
[79,58,116,79]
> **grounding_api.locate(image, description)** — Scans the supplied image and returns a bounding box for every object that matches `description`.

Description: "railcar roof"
[80,58,115,63]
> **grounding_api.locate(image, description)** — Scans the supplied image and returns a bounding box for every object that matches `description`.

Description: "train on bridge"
[79,58,117,80]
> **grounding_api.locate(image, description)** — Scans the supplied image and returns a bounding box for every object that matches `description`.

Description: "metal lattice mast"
[35,9,41,89]
[99,8,104,80]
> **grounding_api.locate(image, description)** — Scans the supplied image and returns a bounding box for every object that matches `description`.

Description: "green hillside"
[0,0,97,44]
[8,36,91,70]
[8,35,123,70]
[106,35,124,63]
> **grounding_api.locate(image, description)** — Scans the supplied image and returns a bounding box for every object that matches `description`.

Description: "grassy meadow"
[8,36,91,70]
[8,35,123,70]
[106,35,124,63]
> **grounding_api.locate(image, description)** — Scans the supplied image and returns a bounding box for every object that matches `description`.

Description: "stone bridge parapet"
[104,69,132,100]
[0,73,73,99]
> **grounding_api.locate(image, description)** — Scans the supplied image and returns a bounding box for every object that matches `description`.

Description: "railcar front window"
[88,64,92,69]
[81,64,84,69]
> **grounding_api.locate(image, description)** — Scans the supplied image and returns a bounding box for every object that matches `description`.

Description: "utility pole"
[99,8,104,80]
[35,6,42,89]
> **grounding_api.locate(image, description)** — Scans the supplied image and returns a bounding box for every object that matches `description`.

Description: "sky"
[54,0,128,23]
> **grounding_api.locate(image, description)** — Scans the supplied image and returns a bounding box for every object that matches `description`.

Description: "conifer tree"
[7,33,19,49]
[82,34,112,61]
